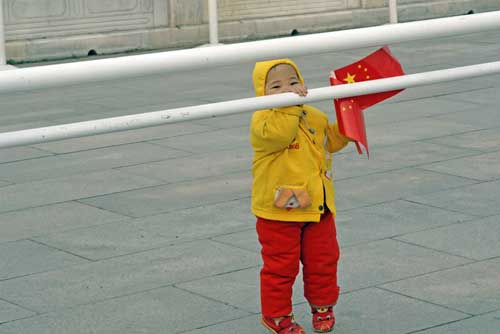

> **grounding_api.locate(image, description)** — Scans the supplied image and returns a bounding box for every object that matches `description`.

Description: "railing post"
[208,0,219,44]
[389,0,398,24]
[0,0,6,65]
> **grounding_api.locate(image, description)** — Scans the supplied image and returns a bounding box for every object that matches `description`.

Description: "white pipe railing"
[389,0,398,24]
[0,0,6,65]
[1,61,500,149]
[0,11,499,93]
[208,0,219,45]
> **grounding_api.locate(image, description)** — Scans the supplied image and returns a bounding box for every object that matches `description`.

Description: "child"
[250,59,350,334]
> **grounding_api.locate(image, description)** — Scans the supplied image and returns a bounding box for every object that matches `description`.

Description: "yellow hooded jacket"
[250,59,349,222]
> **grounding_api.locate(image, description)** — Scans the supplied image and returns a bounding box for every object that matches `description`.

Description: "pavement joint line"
[23,125,220,156]
[0,265,263,322]
[389,237,479,262]
[208,226,256,238]
[26,238,96,262]
[403,315,476,334]
[75,195,252,226]
[373,259,496,293]
[383,85,494,105]
[34,234,259,265]
[73,172,252,218]
[400,199,486,218]
[361,125,500,154]
[146,140,198,155]
[418,165,500,183]
[0,296,39,315]
[173,313,260,334]
[375,286,475,316]
[0,150,56,166]
[413,166,490,183]
[111,146,250,172]
[172,284,254,314]
[333,149,488,183]
[0,199,131,227]
[208,237,260,254]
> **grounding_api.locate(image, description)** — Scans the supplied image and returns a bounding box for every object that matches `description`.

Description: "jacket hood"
[252,59,305,97]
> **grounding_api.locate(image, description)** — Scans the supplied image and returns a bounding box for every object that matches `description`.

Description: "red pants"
[256,210,340,317]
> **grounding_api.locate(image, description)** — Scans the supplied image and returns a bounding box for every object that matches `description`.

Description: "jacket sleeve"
[326,122,350,153]
[250,106,303,153]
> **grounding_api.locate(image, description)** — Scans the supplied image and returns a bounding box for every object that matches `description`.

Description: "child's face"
[265,64,308,96]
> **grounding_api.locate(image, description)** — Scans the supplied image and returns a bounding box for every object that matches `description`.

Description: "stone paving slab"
[0,286,250,334]
[419,150,500,181]
[0,240,259,313]
[0,170,163,214]
[330,288,469,334]
[338,239,472,293]
[0,142,190,183]
[118,147,251,184]
[334,167,479,211]
[363,97,479,125]
[365,116,479,147]
[395,214,500,261]
[440,86,500,106]
[0,300,34,325]
[333,141,478,180]
[407,179,500,217]
[181,287,469,334]
[336,199,475,247]
[431,104,500,129]
[0,240,89,281]
[211,228,260,253]
[0,202,128,244]
[131,198,254,245]
[31,220,172,261]
[425,128,500,152]
[151,126,252,154]
[80,171,252,218]
[0,147,53,164]
[381,258,500,315]
[177,266,304,314]
[32,122,214,154]
[415,310,500,334]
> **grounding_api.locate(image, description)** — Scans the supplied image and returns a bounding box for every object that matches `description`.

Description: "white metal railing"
[0,11,499,94]
[0,61,499,149]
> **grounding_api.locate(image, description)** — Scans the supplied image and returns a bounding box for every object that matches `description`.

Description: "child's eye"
[291,82,299,85]
[272,85,281,89]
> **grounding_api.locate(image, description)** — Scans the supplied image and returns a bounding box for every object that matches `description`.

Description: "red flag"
[331,46,405,156]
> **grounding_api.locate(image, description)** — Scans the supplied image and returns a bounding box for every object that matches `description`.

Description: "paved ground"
[0,27,499,334]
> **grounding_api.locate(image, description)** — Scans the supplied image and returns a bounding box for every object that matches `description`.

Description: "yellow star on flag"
[343,72,356,84]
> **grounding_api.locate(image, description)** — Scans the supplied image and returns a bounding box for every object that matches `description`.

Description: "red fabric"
[331,46,405,156]
[256,211,340,317]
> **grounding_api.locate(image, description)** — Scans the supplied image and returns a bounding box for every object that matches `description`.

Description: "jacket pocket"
[274,186,312,209]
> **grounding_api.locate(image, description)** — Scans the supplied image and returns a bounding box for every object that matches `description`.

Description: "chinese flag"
[331,46,405,156]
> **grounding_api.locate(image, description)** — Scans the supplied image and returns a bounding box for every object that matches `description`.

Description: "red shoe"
[311,307,335,333]
[261,314,306,334]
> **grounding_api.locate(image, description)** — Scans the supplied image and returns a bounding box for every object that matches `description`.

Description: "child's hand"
[291,84,308,97]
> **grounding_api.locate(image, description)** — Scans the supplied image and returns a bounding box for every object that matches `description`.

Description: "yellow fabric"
[250,59,349,222]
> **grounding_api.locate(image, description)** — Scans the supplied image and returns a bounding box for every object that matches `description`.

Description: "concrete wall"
[3,0,500,62]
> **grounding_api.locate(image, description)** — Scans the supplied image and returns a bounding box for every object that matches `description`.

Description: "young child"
[250,59,350,334]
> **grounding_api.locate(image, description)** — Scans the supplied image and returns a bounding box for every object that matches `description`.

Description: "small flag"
[331,46,405,156]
